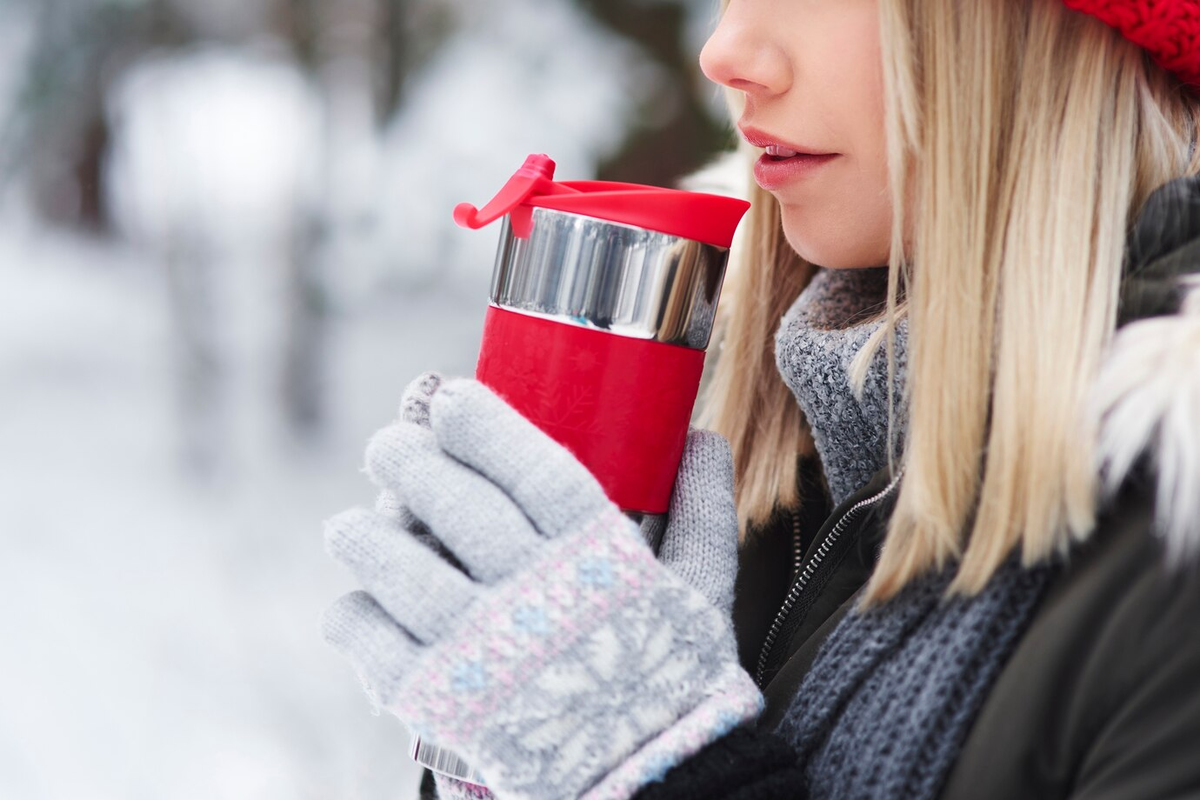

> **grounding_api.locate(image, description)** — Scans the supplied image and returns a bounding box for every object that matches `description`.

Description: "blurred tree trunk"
[21,0,184,230]
[578,0,730,188]
[164,240,226,476]
[279,0,388,438]
[382,0,411,116]
[280,217,328,435]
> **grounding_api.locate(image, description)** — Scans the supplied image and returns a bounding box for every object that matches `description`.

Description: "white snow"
[104,45,322,252]
[0,211,482,799]
[0,0,692,795]
[371,0,663,291]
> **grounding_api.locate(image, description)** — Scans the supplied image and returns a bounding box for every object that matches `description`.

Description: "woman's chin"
[782,226,890,270]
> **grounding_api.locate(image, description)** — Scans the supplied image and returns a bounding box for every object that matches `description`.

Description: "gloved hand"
[641,425,741,621]
[320,373,761,799]
[371,372,467,574]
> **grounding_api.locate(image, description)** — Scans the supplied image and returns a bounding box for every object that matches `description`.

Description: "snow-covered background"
[0,0,730,797]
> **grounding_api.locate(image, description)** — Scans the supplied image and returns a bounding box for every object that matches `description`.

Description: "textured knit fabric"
[1062,0,1200,88]
[374,371,469,575]
[322,376,762,799]
[432,774,493,800]
[636,726,809,800]
[432,425,744,799]
[775,553,1058,799]
[650,428,741,619]
[768,264,1058,799]
[774,265,909,507]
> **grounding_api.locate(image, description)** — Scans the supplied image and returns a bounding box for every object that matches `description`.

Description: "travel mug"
[409,153,749,789]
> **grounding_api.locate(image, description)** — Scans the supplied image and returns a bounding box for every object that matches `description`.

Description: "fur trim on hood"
[1092,175,1200,569]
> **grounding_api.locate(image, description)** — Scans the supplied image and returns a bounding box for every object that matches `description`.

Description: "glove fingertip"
[319,589,377,650]
[683,428,734,468]
[399,371,446,429]
[431,377,538,439]
[323,506,375,560]
[670,430,735,520]
[429,377,490,426]
[374,489,404,517]
[363,421,436,492]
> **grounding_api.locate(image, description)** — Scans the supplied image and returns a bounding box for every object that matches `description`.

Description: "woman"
[321,1,1200,798]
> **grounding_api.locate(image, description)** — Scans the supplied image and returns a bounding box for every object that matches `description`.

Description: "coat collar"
[1092,174,1200,568]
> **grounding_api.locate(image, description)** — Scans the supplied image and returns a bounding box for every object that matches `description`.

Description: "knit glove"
[373,372,742,613]
[321,373,763,799]
[371,371,464,569]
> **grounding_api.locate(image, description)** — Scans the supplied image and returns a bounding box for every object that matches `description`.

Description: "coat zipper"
[791,506,803,581]
[754,469,905,688]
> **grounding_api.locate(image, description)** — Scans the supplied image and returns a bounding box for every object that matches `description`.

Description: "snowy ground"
[0,215,487,799]
[0,1,729,794]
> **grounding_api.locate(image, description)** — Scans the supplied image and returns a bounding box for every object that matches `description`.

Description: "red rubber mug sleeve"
[474,305,705,515]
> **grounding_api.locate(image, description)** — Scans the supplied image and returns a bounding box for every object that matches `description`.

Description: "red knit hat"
[1062,0,1200,87]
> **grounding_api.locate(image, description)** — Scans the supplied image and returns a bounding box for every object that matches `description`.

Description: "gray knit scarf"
[772,266,1059,800]
[774,265,909,507]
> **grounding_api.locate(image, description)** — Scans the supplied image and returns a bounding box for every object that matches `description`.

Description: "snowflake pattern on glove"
[392,506,763,800]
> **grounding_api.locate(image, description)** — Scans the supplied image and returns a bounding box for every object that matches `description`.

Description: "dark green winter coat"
[724,172,1200,799]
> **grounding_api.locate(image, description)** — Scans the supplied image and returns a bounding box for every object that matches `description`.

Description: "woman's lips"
[737,124,840,190]
[753,152,840,190]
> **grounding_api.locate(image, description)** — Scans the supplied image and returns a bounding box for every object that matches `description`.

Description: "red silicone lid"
[453,154,750,249]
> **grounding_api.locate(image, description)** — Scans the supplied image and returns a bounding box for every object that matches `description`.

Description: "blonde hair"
[695,0,1200,606]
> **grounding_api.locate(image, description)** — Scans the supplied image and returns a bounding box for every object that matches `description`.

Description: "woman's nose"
[698,3,791,97]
